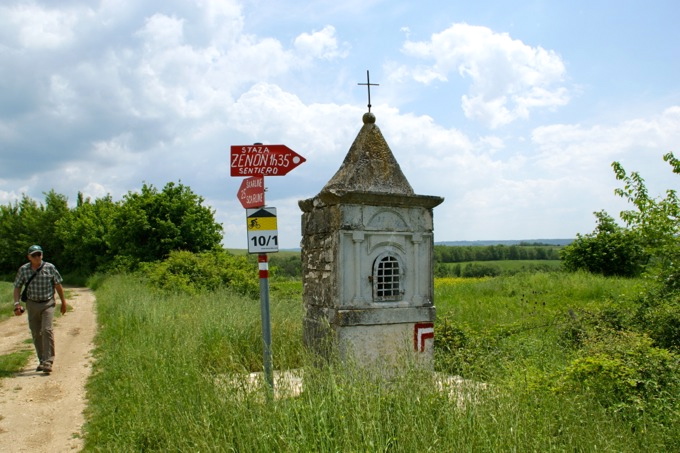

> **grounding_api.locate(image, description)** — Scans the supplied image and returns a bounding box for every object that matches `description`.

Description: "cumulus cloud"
[393,23,570,128]
[135,14,185,49]
[229,82,363,160]
[0,1,336,183]
[531,106,680,175]
[293,25,349,60]
[0,2,83,49]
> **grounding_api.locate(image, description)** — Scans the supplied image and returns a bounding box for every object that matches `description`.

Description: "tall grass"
[1,281,16,320]
[434,272,643,380]
[0,282,34,376]
[83,273,676,451]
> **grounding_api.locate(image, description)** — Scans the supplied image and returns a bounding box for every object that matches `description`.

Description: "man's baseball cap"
[27,245,43,254]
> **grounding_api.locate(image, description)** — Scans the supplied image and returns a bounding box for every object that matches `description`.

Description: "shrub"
[561,210,648,277]
[268,254,302,278]
[633,286,680,350]
[552,330,680,418]
[434,262,461,278]
[435,316,522,380]
[461,263,501,278]
[140,250,258,297]
[557,305,632,350]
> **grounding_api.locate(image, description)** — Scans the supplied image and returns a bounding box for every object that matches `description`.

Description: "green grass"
[80,272,679,451]
[0,350,32,378]
[435,271,640,329]
[434,272,643,382]
[1,281,16,321]
[0,282,33,378]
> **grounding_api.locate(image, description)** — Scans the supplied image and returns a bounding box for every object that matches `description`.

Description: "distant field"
[226,249,300,258]
[438,259,562,277]
[227,249,562,278]
[436,239,572,246]
[466,259,562,271]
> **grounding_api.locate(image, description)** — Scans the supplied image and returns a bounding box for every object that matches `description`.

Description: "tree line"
[0,182,223,277]
[434,243,561,263]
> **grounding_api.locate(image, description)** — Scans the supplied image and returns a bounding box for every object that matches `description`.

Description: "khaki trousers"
[26,299,55,366]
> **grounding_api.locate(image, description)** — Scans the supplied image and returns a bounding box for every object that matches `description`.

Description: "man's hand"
[60,301,67,315]
[14,305,25,316]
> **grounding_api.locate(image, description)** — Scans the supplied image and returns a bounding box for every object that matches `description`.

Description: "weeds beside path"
[0,287,96,453]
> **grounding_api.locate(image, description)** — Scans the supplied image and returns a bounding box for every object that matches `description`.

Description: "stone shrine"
[299,112,444,369]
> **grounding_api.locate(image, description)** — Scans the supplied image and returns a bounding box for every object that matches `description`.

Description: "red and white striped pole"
[258,254,273,390]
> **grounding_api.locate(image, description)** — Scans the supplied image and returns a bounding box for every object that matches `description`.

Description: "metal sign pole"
[258,253,274,391]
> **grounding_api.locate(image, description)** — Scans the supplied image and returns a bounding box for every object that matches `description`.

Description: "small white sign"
[246,207,278,254]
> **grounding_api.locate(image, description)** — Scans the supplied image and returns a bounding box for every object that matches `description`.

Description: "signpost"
[230,144,306,176]
[230,143,306,393]
[237,176,265,209]
[246,207,278,254]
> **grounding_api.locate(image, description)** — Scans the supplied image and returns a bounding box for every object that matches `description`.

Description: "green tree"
[40,190,70,266]
[612,153,680,348]
[0,192,68,275]
[56,194,118,273]
[613,152,680,291]
[0,197,37,274]
[107,182,223,268]
[561,210,648,277]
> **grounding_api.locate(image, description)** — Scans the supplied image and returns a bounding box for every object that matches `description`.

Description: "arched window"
[372,253,403,302]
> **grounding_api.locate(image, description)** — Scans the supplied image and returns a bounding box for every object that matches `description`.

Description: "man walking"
[13,245,67,374]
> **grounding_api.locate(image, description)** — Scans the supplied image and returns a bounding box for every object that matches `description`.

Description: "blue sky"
[1,0,678,249]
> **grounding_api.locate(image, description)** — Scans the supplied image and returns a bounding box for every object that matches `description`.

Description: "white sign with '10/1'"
[246,207,278,254]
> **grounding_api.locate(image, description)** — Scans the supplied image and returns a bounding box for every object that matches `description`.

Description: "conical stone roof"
[320,112,414,196]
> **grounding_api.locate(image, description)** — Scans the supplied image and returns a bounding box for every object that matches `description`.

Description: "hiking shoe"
[36,363,44,372]
[42,364,52,373]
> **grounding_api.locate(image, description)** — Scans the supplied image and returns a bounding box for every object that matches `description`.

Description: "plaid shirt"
[14,261,63,301]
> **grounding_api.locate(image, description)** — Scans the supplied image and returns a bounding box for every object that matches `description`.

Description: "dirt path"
[0,287,96,453]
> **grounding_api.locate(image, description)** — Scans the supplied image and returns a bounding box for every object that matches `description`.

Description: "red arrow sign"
[230,144,306,177]
[237,176,265,209]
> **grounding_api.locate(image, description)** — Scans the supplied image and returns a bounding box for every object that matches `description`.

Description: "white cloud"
[80,182,110,200]
[367,103,680,242]
[199,0,243,28]
[378,109,474,158]
[531,106,680,177]
[135,14,185,49]
[0,3,84,49]
[293,25,348,60]
[200,0,245,46]
[0,189,24,205]
[227,82,364,173]
[394,23,570,128]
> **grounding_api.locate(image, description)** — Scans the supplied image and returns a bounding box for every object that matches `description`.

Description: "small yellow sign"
[247,215,277,231]
[246,207,279,254]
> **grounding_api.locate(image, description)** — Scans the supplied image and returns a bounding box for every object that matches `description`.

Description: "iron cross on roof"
[357,70,379,112]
